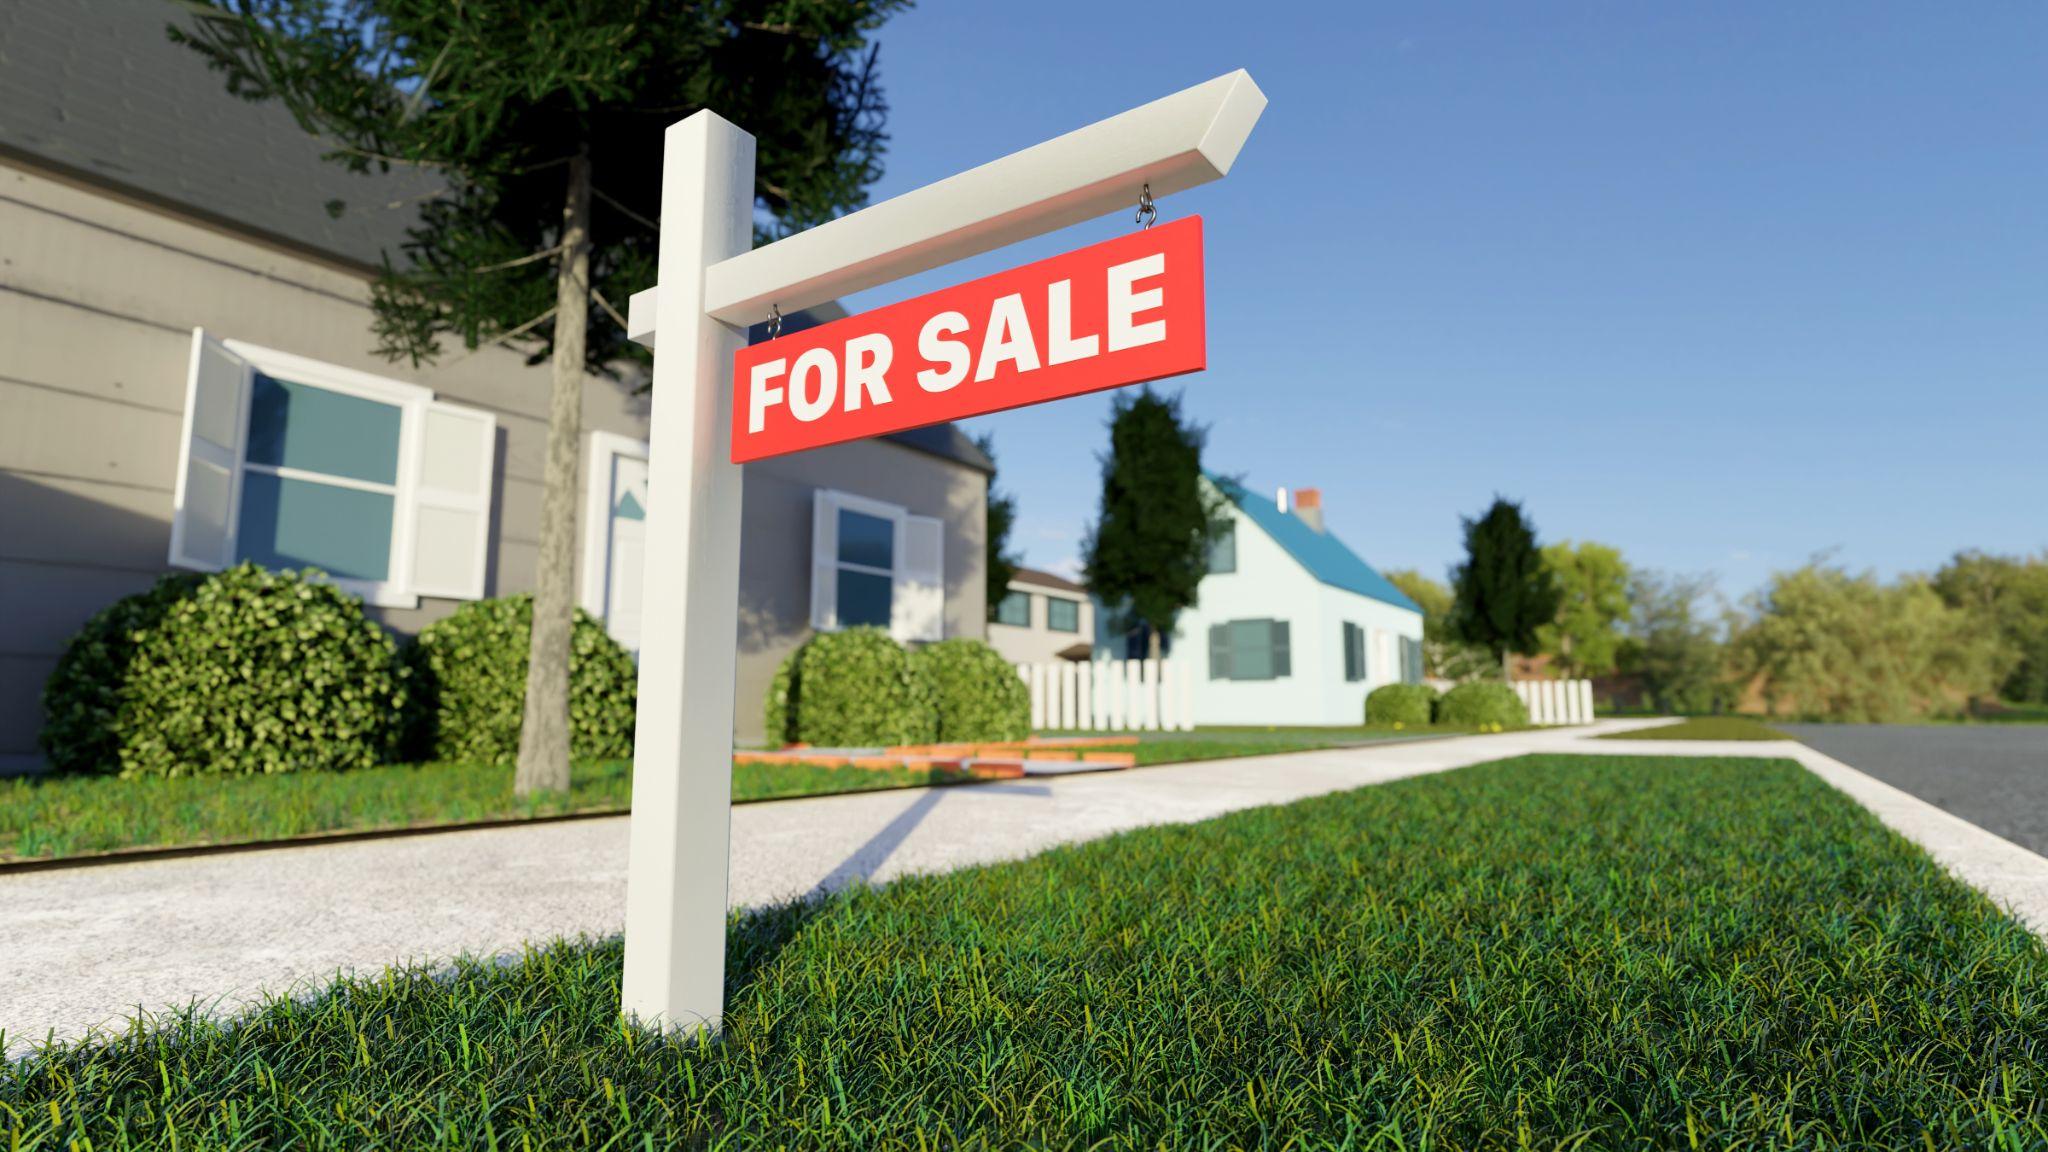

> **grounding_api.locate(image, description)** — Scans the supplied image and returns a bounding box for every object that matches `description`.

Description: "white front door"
[582,433,650,651]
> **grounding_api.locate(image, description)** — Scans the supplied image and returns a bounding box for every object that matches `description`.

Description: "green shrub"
[1365,682,1437,728]
[39,572,206,775]
[1438,680,1530,730]
[107,564,404,777]
[762,650,798,747]
[404,595,637,764]
[912,639,1029,742]
[780,627,937,747]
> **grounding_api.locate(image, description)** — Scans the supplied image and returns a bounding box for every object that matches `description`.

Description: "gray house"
[0,0,991,770]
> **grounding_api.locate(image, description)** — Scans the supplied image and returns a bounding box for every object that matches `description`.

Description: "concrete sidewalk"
[7,719,2047,1056]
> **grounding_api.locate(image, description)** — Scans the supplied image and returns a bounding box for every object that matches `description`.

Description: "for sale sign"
[731,216,1205,463]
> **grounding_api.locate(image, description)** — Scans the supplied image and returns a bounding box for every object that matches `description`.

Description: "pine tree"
[1450,497,1562,680]
[175,0,904,793]
[1082,388,1224,659]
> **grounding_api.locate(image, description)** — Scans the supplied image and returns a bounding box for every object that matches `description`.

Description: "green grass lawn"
[0,759,971,863]
[0,735,1351,864]
[9,753,2045,1148]
[1600,715,1793,741]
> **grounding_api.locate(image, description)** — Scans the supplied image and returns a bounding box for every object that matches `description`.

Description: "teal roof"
[1211,475,1421,614]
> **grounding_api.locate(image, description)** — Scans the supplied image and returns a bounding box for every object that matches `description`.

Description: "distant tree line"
[1388,499,2046,722]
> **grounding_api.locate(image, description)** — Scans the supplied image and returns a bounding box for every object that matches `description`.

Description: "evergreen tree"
[1082,389,1223,659]
[176,0,903,793]
[975,433,1020,620]
[1449,497,1561,680]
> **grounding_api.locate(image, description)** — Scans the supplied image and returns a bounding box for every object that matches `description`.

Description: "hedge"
[912,639,1029,743]
[774,628,937,747]
[1438,680,1530,730]
[95,564,403,777]
[404,595,637,765]
[39,572,207,775]
[1365,682,1437,728]
[762,650,798,748]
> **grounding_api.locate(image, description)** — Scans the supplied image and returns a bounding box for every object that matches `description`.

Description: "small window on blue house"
[1208,521,1236,574]
[995,589,1031,627]
[1046,597,1080,633]
[1342,622,1367,682]
[1208,619,1290,681]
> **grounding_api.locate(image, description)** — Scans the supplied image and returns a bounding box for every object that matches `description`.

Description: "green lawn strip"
[1599,716,1793,741]
[0,760,970,864]
[10,753,2046,1147]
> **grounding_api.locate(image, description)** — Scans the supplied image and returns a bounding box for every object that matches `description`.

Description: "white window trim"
[172,335,496,610]
[581,431,650,625]
[222,340,430,609]
[821,489,907,631]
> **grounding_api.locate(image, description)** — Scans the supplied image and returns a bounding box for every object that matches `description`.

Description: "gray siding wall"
[737,440,988,744]
[1,158,986,765]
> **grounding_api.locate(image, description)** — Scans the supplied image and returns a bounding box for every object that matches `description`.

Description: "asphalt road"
[1782,724,2048,856]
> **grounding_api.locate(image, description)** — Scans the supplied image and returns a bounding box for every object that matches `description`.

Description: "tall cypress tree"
[175,0,904,794]
[1450,497,1562,680]
[1083,388,1223,659]
[975,433,1020,620]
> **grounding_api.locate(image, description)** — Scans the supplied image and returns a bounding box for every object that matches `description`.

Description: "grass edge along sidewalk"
[8,753,2046,1148]
[0,734,1353,865]
[1598,715,1793,741]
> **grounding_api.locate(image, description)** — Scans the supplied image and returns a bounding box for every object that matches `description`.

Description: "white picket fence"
[1017,658,1197,732]
[1514,678,1596,726]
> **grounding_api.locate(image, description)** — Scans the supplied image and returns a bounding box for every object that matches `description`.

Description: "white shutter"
[169,328,252,571]
[894,513,944,642]
[810,489,840,630]
[405,400,496,600]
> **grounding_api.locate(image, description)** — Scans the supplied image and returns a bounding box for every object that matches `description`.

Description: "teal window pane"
[996,590,1031,626]
[838,568,892,628]
[237,472,393,581]
[246,373,402,485]
[1047,597,1080,633]
[838,509,893,570]
[1208,523,1236,574]
[1229,619,1274,680]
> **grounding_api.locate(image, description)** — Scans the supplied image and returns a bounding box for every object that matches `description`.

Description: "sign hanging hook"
[1135,183,1157,230]
[766,304,782,340]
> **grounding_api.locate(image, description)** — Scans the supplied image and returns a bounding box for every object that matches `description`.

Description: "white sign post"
[620,70,1266,1035]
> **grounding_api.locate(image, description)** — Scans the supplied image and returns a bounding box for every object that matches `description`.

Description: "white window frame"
[817,489,907,631]
[809,488,944,642]
[170,333,494,609]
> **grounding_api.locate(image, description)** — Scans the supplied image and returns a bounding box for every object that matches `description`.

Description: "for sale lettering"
[732,217,1204,462]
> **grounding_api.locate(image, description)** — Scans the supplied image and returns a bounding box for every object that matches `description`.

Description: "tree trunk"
[514,151,592,797]
[1147,625,1162,662]
[1501,649,1513,683]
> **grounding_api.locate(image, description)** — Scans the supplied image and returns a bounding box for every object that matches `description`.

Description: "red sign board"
[731,216,1205,463]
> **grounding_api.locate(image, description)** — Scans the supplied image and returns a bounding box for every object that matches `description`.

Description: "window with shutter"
[1212,618,1291,681]
[167,330,495,608]
[807,489,944,641]
[1342,622,1366,682]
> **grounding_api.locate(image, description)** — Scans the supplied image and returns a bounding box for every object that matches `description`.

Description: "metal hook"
[766,304,782,340]
[1135,183,1157,230]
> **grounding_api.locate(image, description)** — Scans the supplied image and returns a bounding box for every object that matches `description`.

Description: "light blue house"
[1136,476,1425,726]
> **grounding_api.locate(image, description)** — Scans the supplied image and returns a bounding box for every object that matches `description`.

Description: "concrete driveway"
[1780,723,2048,856]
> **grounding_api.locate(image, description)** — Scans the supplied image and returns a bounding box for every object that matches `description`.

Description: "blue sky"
[841,2,2047,600]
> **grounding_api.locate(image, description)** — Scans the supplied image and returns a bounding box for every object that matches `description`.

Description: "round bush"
[779,627,937,747]
[40,571,206,775]
[1437,680,1530,730]
[912,638,1030,743]
[1365,682,1438,728]
[110,564,404,777]
[404,595,637,764]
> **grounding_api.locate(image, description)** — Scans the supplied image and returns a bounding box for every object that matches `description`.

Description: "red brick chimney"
[1293,487,1325,533]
